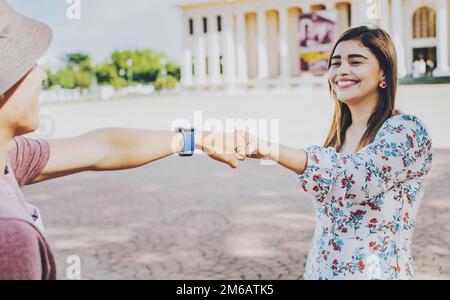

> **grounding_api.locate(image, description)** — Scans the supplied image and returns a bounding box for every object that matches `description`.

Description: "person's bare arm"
[245,132,308,174]
[268,143,308,174]
[31,128,241,184]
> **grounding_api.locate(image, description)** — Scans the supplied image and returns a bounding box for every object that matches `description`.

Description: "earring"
[379,81,387,89]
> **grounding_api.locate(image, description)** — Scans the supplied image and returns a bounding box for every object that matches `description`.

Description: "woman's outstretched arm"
[253,141,308,174]
[245,115,433,204]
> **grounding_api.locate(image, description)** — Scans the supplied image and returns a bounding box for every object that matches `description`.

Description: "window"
[217,15,222,32]
[189,18,194,35]
[203,17,208,33]
[412,7,436,38]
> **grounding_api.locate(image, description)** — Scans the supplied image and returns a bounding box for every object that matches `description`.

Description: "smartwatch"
[176,128,196,157]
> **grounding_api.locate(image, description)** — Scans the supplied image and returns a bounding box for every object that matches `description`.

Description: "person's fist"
[201,130,246,169]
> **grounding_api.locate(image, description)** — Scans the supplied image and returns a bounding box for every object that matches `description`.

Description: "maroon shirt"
[0,136,56,280]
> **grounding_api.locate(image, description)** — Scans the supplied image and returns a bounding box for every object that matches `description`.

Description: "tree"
[65,53,93,72]
[45,50,181,90]
[95,64,118,85]
[48,68,76,89]
[111,49,164,84]
[165,61,181,80]
[154,75,178,91]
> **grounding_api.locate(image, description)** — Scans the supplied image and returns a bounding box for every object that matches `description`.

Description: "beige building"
[178,0,450,90]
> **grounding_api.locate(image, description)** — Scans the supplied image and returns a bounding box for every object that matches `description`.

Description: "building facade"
[178,0,450,90]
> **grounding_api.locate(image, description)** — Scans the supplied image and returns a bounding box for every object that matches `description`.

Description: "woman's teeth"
[336,80,359,88]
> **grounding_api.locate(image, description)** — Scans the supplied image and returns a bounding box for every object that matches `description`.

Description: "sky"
[9,0,185,66]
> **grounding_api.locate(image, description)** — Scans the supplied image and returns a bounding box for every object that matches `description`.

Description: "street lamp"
[161,58,167,77]
[126,58,133,85]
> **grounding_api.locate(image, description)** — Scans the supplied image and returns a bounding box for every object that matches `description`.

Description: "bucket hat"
[0,0,52,95]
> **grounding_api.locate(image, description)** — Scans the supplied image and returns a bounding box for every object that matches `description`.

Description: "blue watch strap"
[177,128,195,157]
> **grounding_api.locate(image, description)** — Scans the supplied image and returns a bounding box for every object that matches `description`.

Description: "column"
[288,8,301,77]
[279,6,290,78]
[223,10,236,86]
[182,16,194,87]
[194,16,207,86]
[257,9,269,78]
[379,0,390,31]
[351,0,360,26]
[236,11,248,83]
[391,0,407,77]
[207,14,221,86]
[435,0,450,75]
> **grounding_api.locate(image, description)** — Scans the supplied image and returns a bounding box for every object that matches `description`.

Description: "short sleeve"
[9,136,51,187]
[0,219,43,280]
[298,114,433,204]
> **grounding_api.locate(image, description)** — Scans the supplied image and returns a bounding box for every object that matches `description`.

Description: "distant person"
[412,57,426,78]
[426,59,435,77]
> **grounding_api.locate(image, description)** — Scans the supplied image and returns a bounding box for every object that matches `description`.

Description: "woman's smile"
[335,79,361,89]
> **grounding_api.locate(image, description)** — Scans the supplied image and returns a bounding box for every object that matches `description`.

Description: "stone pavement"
[21,85,450,279]
[23,149,450,280]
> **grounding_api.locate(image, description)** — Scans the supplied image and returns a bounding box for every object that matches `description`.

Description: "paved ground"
[22,84,450,279]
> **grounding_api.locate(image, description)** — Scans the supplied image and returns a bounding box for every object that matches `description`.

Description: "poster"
[299,10,338,75]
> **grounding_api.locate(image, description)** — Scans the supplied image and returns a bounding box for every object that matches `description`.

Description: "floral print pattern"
[298,114,433,280]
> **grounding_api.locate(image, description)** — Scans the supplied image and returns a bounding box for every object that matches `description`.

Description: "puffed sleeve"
[298,114,433,204]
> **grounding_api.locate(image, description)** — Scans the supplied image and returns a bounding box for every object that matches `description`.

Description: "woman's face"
[0,65,47,136]
[328,40,384,106]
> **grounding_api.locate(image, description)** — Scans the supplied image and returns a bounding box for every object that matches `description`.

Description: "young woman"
[244,26,433,280]
[0,1,243,280]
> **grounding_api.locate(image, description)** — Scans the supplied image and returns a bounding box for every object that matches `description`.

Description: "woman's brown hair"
[324,26,400,152]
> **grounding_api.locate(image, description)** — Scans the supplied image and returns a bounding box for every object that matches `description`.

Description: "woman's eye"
[350,61,362,65]
[331,62,341,66]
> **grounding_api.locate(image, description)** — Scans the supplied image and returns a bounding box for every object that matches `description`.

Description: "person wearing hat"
[0,0,249,280]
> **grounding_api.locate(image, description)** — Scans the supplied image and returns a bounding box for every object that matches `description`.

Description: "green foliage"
[48,68,75,89]
[154,75,178,91]
[46,50,181,91]
[95,64,118,85]
[165,61,181,80]
[111,49,161,83]
[74,71,92,89]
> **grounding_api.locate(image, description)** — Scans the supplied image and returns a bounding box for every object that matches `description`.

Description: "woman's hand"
[235,130,308,174]
[196,130,247,169]
[239,131,275,160]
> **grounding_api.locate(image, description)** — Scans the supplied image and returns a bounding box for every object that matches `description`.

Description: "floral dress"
[298,114,433,280]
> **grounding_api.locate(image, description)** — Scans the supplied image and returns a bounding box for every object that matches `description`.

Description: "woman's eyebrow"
[331,54,369,60]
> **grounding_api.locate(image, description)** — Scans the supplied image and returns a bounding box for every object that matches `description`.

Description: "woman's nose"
[336,62,350,75]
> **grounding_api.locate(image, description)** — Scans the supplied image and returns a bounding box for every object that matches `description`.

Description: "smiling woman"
[239,26,433,280]
[325,26,400,154]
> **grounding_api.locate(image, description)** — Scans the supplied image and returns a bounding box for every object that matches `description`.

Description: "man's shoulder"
[0,218,42,254]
